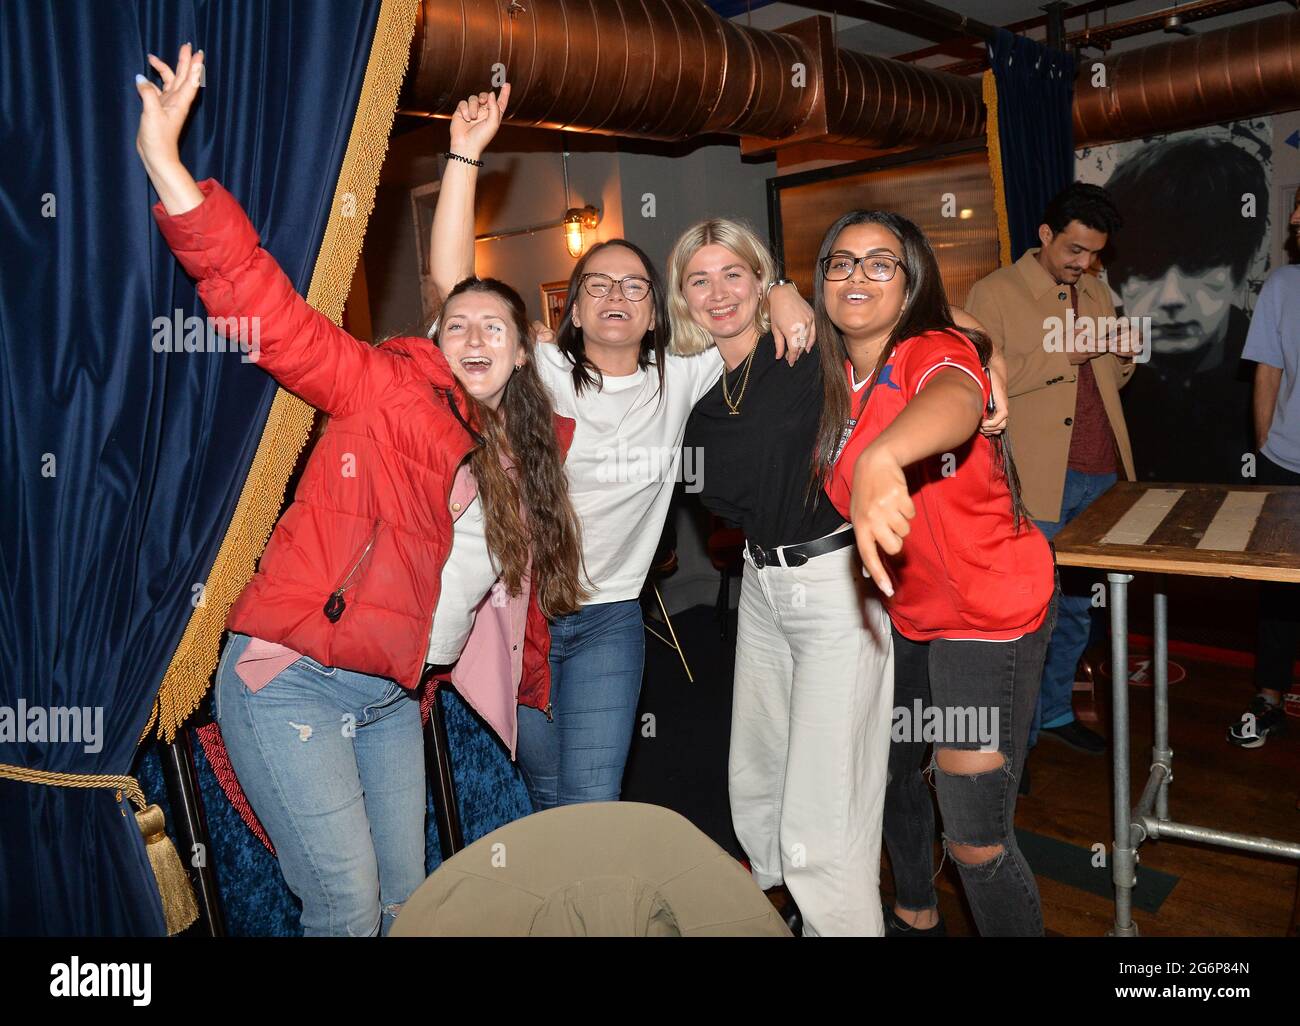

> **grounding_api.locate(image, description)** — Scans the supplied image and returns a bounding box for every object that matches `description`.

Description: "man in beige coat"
[967,183,1139,765]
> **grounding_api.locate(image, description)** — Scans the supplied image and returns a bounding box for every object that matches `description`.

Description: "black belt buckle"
[748,540,810,568]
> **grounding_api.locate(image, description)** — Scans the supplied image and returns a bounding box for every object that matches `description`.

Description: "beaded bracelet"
[445,151,484,167]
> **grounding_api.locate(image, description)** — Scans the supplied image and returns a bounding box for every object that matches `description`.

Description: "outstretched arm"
[850,369,984,596]
[136,45,403,417]
[430,84,510,303]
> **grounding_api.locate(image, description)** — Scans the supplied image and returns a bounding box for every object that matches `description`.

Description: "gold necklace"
[721,345,758,415]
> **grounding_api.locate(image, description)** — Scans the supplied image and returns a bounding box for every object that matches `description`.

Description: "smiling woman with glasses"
[814,208,1056,938]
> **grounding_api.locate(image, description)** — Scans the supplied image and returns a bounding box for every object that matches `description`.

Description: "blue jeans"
[214,631,427,937]
[516,599,645,810]
[1029,468,1116,747]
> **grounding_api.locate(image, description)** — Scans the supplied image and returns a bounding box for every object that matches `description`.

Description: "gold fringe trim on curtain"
[144,0,422,744]
[982,70,1013,269]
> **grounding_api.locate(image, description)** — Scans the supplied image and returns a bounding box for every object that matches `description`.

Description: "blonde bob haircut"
[666,218,778,355]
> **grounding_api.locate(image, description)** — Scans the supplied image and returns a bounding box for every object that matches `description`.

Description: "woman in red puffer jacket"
[136,46,585,936]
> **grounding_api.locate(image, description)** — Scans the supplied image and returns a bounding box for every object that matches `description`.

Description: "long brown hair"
[439,277,587,615]
[811,210,1029,527]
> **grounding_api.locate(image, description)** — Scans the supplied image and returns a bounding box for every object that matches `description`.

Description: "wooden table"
[1052,481,1300,936]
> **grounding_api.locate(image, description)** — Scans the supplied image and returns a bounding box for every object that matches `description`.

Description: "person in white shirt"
[430,85,816,809]
[1227,186,1300,749]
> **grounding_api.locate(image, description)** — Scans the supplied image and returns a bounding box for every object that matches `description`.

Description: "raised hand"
[135,44,204,172]
[430,85,508,300]
[981,349,1009,436]
[529,319,555,345]
[449,83,511,161]
[134,44,206,214]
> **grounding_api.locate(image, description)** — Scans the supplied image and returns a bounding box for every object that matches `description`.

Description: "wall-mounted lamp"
[563,205,601,258]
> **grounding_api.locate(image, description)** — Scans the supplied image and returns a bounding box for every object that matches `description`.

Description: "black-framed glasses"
[819,253,907,282]
[580,273,653,302]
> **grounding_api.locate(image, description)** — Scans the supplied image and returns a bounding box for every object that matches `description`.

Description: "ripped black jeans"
[883,587,1057,937]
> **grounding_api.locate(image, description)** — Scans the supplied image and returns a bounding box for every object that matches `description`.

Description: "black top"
[685,333,845,549]
[1121,305,1254,484]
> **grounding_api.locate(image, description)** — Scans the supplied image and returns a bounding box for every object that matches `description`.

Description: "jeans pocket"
[294,653,338,677]
[214,640,231,724]
[1045,575,1061,637]
[213,631,248,724]
[358,679,405,724]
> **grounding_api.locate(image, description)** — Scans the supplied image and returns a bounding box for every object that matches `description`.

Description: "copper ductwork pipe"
[403,0,1300,151]
[402,0,984,149]
[824,44,984,147]
[1074,9,1300,145]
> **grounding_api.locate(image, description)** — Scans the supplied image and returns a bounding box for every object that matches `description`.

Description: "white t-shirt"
[534,343,724,604]
[426,494,499,664]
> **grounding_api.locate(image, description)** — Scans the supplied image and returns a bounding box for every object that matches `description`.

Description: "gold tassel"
[135,803,199,936]
[0,764,202,936]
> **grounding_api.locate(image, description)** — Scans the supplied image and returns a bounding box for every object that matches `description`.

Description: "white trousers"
[729,534,894,936]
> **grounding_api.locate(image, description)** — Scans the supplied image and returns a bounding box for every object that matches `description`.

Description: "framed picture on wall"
[1076,118,1274,485]
[540,280,569,331]
[410,180,441,324]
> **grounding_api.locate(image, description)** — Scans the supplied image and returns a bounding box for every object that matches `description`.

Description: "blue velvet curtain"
[0,0,381,936]
[988,29,1076,261]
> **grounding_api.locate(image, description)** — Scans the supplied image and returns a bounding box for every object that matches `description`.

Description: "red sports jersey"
[825,330,1054,641]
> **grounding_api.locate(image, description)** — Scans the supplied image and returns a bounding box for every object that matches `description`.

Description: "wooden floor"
[881,649,1300,937]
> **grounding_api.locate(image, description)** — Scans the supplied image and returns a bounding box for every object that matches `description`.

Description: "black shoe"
[882,902,947,937]
[1018,761,1030,796]
[1041,719,1107,754]
[1227,694,1286,748]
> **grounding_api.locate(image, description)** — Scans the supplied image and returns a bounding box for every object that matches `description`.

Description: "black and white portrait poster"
[1077,119,1274,484]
